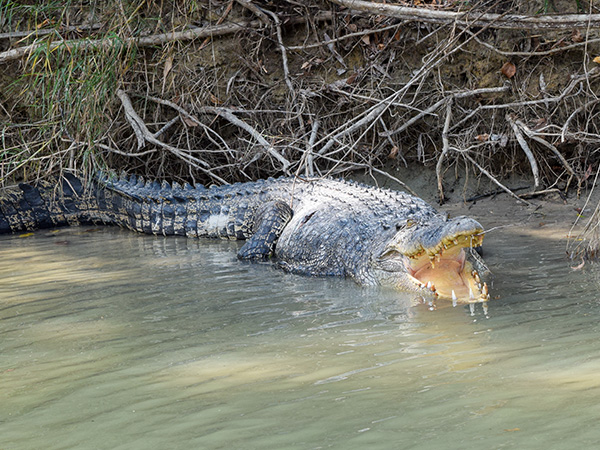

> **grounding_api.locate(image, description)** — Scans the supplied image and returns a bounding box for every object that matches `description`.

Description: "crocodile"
[0,173,490,305]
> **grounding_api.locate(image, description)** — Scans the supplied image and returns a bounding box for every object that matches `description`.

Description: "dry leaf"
[182,116,199,127]
[501,61,516,79]
[345,72,358,85]
[163,55,174,79]
[572,29,584,43]
[388,146,399,159]
[475,134,489,142]
[209,93,222,105]
[532,117,547,129]
[593,56,600,64]
[361,35,370,46]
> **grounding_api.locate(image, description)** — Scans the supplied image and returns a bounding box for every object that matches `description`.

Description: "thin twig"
[436,98,453,202]
[262,8,294,94]
[507,114,540,191]
[515,119,576,178]
[459,150,532,206]
[234,0,270,25]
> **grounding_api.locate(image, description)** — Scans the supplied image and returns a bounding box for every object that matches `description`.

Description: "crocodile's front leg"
[237,200,293,260]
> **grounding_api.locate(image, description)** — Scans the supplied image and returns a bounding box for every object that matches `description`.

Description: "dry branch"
[331,0,600,30]
[515,119,576,180]
[0,23,103,40]
[134,93,291,173]
[460,151,532,206]
[0,12,333,64]
[507,114,540,191]
[115,89,228,184]
[436,99,454,202]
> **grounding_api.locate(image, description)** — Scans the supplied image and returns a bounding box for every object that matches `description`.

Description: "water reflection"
[1,226,600,449]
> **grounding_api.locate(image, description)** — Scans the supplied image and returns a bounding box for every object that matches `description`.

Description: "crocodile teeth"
[451,290,457,301]
[482,282,489,296]
[426,281,432,289]
[473,271,481,284]
[469,287,475,299]
[469,303,475,316]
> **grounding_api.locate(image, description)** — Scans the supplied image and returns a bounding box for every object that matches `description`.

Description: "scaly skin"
[0,173,490,304]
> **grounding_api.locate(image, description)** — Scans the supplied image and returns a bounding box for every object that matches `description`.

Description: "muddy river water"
[1,214,600,449]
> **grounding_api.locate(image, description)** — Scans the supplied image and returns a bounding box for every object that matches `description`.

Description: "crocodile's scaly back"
[0,173,489,305]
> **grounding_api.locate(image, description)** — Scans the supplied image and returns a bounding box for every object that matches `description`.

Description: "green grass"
[0,0,205,183]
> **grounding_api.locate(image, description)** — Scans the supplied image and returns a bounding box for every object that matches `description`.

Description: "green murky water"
[1,225,600,449]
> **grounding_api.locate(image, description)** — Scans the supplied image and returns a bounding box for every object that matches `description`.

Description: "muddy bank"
[2,1,600,196]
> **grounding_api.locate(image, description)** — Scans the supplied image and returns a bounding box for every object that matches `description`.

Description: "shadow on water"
[2,226,600,449]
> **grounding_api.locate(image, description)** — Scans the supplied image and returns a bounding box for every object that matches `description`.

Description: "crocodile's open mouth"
[405,232,488,304]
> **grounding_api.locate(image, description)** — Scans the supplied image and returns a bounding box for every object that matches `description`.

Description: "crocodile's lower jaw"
[407,246,488,304]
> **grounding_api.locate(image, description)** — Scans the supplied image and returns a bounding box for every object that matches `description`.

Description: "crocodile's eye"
[396,219,416,231]
[300,211,316,226]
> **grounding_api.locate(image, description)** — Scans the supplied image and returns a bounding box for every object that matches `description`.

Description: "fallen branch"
[0,12,333,64]
[0,23,103,40]
[133,93,291,173]
[330,0,600,30]
[263,8,294,95]
[519,187,565,200]
[382,83,510,138]
[115,89,228,184]
[515,119,576,179]
[234,0,270,25]
[465,29,600,57]
[200,106,291,172]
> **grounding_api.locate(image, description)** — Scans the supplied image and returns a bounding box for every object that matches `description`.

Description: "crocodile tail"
[0,173,102,234]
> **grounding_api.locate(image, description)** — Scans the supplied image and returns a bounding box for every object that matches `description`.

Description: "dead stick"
[330,0,600,30]
[0,12,333,64]
[436,99,453,202]
[515,119,576,178]
[507,114,540,191]
[115,89,228,184]
[460,151,532,206]
[136,93,291,172]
